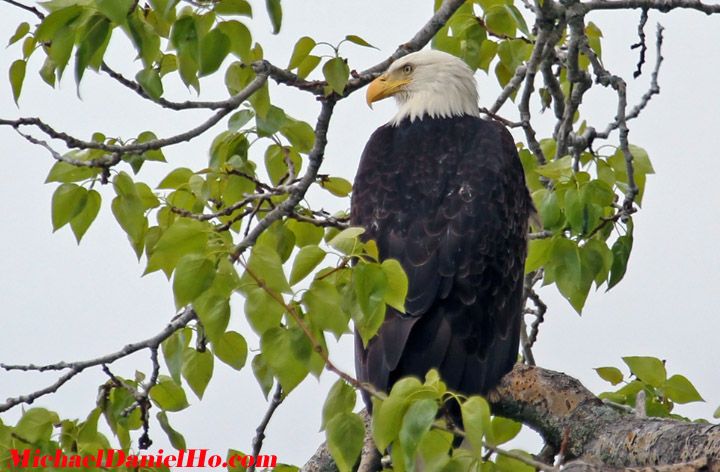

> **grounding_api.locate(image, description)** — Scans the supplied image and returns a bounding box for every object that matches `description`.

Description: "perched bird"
[351,50,532,411]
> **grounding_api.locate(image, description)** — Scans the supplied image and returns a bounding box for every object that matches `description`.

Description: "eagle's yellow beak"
[366,74,411,108]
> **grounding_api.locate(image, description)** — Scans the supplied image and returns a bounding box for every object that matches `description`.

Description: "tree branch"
[247,384,284,472]
[302,365,720,471]
[0,70,268,154]
[0,308,196,412]
[583,0,720,14]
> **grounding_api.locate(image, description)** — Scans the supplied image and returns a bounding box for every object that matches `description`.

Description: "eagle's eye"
[402,64,413,74]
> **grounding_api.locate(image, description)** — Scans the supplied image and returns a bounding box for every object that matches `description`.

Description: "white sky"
[1,1,719,468]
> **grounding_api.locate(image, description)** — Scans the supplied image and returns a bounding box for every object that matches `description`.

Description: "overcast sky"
[1,1,719,467]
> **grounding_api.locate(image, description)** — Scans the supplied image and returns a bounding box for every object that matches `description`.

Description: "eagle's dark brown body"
[351,115,531,405]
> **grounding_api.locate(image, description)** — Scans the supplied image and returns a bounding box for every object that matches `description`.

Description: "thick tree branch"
[489,365,720,468]
[303,365,720,471]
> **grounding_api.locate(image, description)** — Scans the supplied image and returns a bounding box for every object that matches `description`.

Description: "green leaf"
[322,380,357,430]
[608,233,633,289]
[461,396,491,455]
[323,57,350,95]
[548,238,591,313]
[595,366,624,385]
[280,118,315,153]
[714,405,720,419]
[136,68,164,100]
[35,6,83,42]
[9,59,26,104]
[70,188,101,242]
[228,109,255,131]
[8,22,29,46]
[252,354,274,398]
[173,254,216,308]
[381,259,408,313]
[182,348,214,399]
[150,377,190,411]
[296,54,321,80]
[75,14,111,83]
[287,219,324,247]
[477,39,498,72]
[247,243,292,294]
[52,183,88,231]
[490,416,522,446]
[344,34,377,49]
[96,0,133,25]
[288,36,316,69]
[158,167,194,189]
[623,356,666,388]
[49,25,76,77]
[171,15,199,58]
[320,177,352,197]
[162,328,190,384]
[256,105,287,137]
[199,28,231,75]
[218,21,252,61]
[194,293,230,343]
[399,399,438,468]
[264,144,302,185]
[485,5,515,37]
[171,16,199,88]
[46,161,99,183]
[303,279,348,338]
[664,375,703,404]
[156,411,187,450]
[353,263,388,344]
[536,156,572,179]
[495,450,535,472]
[244,286,284,335]
[15,408,59,443]
[326,412,364,472]
[146,218,209,276]
[111,174,147,257]
[213,331,248,370]
[289,245,326,285]
[504,5,529,36]
[525,236,555,273]
[328,227,364,254]
[215,0,252,16]
[261,327,310,393]
[265,0,282,34]
[373,377,423,450]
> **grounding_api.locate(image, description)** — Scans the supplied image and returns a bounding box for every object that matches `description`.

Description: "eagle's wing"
[351,116,530,398]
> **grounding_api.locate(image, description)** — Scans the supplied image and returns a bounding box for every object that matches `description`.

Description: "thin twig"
[1,0,43,19]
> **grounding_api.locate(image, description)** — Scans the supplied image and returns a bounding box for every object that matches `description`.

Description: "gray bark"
[303,365,720,471]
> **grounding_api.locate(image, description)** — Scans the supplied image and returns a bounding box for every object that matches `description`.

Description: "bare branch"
[631,8,650,78]
[247,384,284,472]
[583,0,720,14]
[0,71,268,154]
[0,308,196,412]
[1,0,43,19]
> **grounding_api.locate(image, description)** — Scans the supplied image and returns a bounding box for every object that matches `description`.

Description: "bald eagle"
[351,50,532,408]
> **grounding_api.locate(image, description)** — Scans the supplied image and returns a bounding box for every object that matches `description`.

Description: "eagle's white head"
[366,49,480,126]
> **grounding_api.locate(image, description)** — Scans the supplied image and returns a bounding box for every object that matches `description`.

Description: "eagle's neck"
[389,78,480,126]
